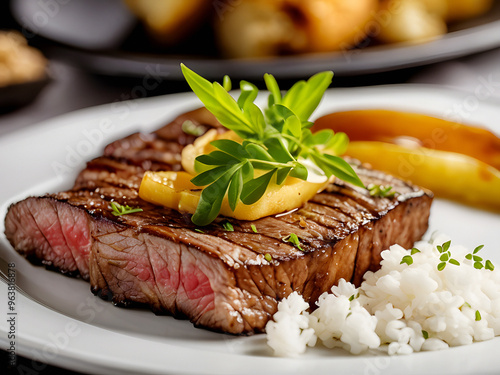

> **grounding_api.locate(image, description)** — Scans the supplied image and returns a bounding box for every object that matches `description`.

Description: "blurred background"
[1,0,500,138]
[1,0,500,373]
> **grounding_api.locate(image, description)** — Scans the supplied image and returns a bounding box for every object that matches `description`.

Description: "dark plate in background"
[10,0,500,80]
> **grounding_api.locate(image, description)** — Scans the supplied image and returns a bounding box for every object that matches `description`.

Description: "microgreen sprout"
[465,245,495,271]
[110,202,143,216]
[400,248,420,266]
[436,240,460,271]
[222,221,234,232]
[283,233,304,251]
[367,184,396,198]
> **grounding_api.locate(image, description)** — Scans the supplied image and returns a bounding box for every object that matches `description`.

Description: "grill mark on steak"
[4,107,433,334]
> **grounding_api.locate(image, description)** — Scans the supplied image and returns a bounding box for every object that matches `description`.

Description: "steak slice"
[4,108,433,334]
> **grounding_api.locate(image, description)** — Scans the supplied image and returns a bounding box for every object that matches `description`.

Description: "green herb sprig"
[437,240,460,270]
[181,64,364,226]
[400,247,420,266]
[110,202,143,216]
[465,245,495,271]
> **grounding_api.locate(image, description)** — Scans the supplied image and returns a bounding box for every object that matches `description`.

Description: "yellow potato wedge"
[313,109,500,171]
[346,141,500,211]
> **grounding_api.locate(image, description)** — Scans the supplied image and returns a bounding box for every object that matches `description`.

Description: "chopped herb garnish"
[195,228,204,233]
[400,255,414,266]
[436,240,460,271]
[251,224,258,233]
[110,202,143,216]
[348,293,359,301]
[486,260,495,271]
[222,221,234,231]
[264,253,272,262]
[181,120,206,136]
[422,330,429,339]
[367,184,396,198]
[283,233,304,251]
[466,244,494,271]
[181,64,364,226]
[411,248,421,255]
[475,310,482,321]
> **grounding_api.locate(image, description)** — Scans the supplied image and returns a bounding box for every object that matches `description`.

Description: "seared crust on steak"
[4,108,433,334]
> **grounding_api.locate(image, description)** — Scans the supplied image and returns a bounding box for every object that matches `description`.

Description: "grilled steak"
[4,108,433,334]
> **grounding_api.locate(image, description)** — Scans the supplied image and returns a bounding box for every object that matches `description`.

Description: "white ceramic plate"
[1,85,500,375]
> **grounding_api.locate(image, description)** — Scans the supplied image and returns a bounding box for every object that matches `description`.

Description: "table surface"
[1,3,500,375]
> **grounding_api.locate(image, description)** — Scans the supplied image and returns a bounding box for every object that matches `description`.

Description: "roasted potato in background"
[376,0,494,44]
[123,0,495,56]
[0,31,47,87]
[214,0,378,58]
[123,0,212,45]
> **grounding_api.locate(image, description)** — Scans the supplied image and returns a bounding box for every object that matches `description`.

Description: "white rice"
[266,232,500,356]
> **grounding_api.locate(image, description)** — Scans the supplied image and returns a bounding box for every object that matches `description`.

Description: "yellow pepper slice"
[347,141,500,211]
[313,109,500,171]
[139,170,328,221]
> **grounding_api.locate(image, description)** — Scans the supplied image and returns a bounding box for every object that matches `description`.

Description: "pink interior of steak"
[3,107,433,334]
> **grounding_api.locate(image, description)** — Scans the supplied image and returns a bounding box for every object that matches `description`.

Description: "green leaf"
[440,253,449,262]
[223,75,232,92]
[422,330,429,339]
[310,129,333,146]
[276,167,292,185]
[449,259,460,266]
[475,310,482,321]
[181,64,255,137]
[312,153,364,188]
[191,164,241,226]
[242,101,266,139]
[411,248,421,255]
[190,165,228,186]
[251,224,258,233]
[237,80,258,109]
[400,255,413,266]
[196,151,240,166]
[241,169,276,205]
[244,142,274,161]
[473,245,484,254]
[282,71,333,121]
[465,254,473,260]
[474,262,484,270]
[210,139,249,160]
[437,262,447,271]
[264,73,282,106]
[442,240,451,252]
[227,168,243,211]
[486,260,495,271]
[289,162,308,180]
[264,137,295,163]
[324,132,349,155]
[437,245,444,253]
[264,253,272,262]
[473,255,483,262]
